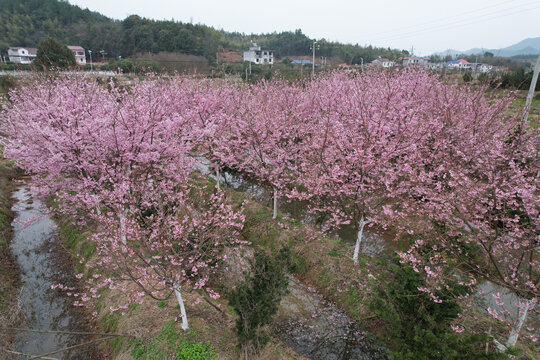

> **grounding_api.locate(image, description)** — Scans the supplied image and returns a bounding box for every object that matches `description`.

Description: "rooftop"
[67,46,85,52]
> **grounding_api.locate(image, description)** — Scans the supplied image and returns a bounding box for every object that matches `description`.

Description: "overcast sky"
[68,0,540,55]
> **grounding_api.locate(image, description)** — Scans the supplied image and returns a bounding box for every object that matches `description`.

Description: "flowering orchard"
[1,70,538,346]
[1,76,246,330]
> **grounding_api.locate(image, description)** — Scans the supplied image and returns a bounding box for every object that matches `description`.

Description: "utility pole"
[522,53,540,125]
[88,50,93,71]
[310,41,319,77]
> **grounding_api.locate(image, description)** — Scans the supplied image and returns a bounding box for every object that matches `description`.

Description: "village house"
[7,47,37,64]
[444,59,471,70]
[401,56,431,67]
[371,57,394,68]
[478,63,493,73]
[243,43,274,65]
[68,46,86,64]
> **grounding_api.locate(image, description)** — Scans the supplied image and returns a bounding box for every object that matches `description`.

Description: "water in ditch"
[10,186,99,359]
[195,157,538,351]
[276,278,389,360]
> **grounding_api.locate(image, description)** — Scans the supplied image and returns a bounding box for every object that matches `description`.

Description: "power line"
[369,1,540,42]
[362,0,519,38]
[368,2,540,43]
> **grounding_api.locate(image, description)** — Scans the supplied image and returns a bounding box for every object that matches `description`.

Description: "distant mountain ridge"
[433,37,540,58]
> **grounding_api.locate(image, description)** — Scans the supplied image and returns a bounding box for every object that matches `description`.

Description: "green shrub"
[228,247,292,354]
[369,255,506,360]
[0,75,17,93]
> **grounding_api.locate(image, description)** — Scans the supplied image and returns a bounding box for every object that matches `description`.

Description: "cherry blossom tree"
[290,70,442,264]
[2,74,246,329]
[213,79,308,218]
[391,81,539,347]
[177,78,241,190]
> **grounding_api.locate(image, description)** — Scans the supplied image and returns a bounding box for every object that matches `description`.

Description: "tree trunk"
[505,298,533,348]
[353,216,369,265]
[216,166,221,190]
[174,282,189,330]
[273,188,278,219]
[118,212,127,246]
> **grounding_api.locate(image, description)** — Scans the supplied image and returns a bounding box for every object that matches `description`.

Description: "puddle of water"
[476,281,539,332]
[10,187,98,359]
[275,278,389,360]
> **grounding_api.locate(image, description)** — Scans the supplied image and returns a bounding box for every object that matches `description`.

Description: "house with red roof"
[446,59,471,70]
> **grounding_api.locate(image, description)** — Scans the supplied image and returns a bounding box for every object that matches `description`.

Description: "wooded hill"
[0,0,408,64]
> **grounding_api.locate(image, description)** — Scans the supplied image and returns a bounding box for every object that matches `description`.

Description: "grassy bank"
[0,149,22,358]
[55,209,309,359]
[213,174,539,359]
[51,169,539,359]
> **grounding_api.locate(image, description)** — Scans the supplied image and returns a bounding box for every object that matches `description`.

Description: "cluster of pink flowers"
[2,69,537,340]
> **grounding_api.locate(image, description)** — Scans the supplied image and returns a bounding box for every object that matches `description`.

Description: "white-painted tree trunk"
[505,298,534,348]
[353,216,369,265]
[174,282,189,330]
[95,206,101,215]
[273,188,278,219]
[216,166,221,190]
[118,212,127,246]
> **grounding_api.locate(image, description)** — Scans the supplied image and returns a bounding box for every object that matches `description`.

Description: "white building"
[402,56,431,67]
[8,47,37,64]
[68,46,86,64]
[371,57,394,68]
[478,64,493,73]
[243,43,273,65]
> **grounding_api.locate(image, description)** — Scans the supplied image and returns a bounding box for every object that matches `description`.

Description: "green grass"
[130,321,218,360]
[102,311,120,333]
[0,154,16,313]
[512,98,540,107]
[328,250,342,257]
[289,249,310,275]
[60,224,85,252]
[0,212,9,230]
[58,223,96,274]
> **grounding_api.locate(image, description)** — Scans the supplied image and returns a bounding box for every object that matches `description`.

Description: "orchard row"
[1,70,538,345]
